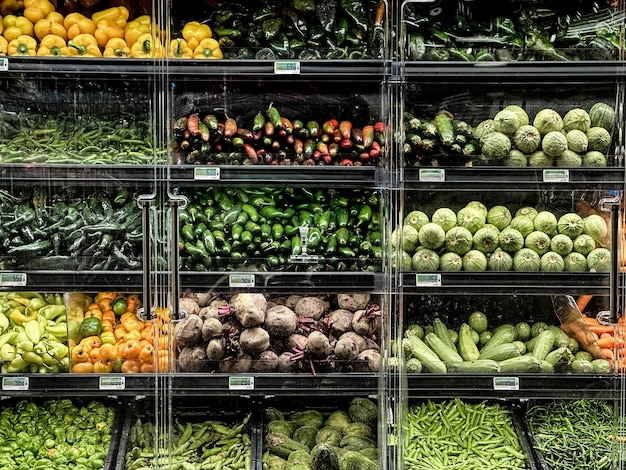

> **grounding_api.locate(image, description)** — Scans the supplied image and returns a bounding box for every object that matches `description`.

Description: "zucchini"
[498,355,542,373]
[433,318,458,353]
[531,329,555,361]
[512,341,527,355]
[458,323,480,361]
[591,358,612,374]
[570,359,594,374]
[480,324,517,355]
[478,343,521,362]
[425,332,463,364]
[540,360,555,373]
[515,322,531,341]
[545,346,574,372]
[547,325,570,348]
[574,351,593,362]
[530,321,549,338]
[433,111,455,147]
[447,359,500,373]
[402,335,447,373]
[468,311,488,333]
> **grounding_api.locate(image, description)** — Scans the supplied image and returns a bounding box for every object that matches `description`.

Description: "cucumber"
[425,332,463,364]
[478,343,521,362]
[447,359,500,373]
[531,329,555,361]
[570,359,594,374]
[498,355,542,373]
[458,323,480,362]
[480,324,517,355]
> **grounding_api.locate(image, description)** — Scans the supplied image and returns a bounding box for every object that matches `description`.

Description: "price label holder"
[493,376,519,390]
[274,61,300,75]
[0,58,8,72]
[543,169,569,183]
[419,168,445,182]
[3,377,28,391]
[99,376,125,390]
[290,225,318,264]
[229,376,254,390]
[229,274,255,288]
[415,274,441,287]
[0,273,26,287]
[194,167,221,180]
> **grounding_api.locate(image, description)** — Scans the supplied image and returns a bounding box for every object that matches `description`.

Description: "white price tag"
[0,273,26,287]
[415,273,441,287]
[274,61,300,74]
[229,376,254,390]
[3,377,28,390]
[99,376,125,390]
[493,376,519,390]
[543,169,569,182]
[0,58,8,71]
[229,274,255,288]
[194,167,221,180]
[419,168,445,182]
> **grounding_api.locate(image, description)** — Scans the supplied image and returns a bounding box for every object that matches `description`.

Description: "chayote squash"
[533,108,563,135]
[512,125,541,153]
[563,108,591,132]
[565,129,588,153]
[541,131,568,157]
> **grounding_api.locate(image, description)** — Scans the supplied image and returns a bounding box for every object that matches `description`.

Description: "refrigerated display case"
[0,0,624,468]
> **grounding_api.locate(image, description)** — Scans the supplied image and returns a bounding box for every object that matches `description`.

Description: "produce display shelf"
[0,374,380,397]
[400,272,610,295]
[0,270,145,292]
[402,167,625,188]
[0,164,160,185]
[405,374,619,400]
[402,62,626,81]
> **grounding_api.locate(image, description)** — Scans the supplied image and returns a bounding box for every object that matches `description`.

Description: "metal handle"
[168,194,187,321]
[597,195,622,325]
[137,195,155,321]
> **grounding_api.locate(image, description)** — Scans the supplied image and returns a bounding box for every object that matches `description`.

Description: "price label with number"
[0,273,26,287]
[415,274,441,287]
[493,376,519,390]
[99,376,125,390]
[0,58,8,71]
[229,274,255,288]
[194,167,221,180]
[274,61,300,75]
[229,376,254,390]
[3,377,28,390]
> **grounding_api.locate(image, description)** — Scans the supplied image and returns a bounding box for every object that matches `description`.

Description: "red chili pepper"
[294,139,304,155]
[339,121,352,139]
[281,117,293,134]
[360,152,370,161]
[313,150,321,161]
[236,127,253,141]
[243,143,258,164]
[362,125,375,148]
[286,135,294,145]
[224,117,237,138]
[323,154,333,164]
[183,130,191,139]
[370,141,381,158]
[322,119,338,134]
[277,129,287,138]
[340,139,353,149]
[340,158,353,166]
[187,114,200,136]
[374,121,384,133]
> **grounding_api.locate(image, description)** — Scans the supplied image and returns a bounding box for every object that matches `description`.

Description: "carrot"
[601,347,615,361]
[589,325,616,336]
[597,336,616,349]
[576,294,594,313]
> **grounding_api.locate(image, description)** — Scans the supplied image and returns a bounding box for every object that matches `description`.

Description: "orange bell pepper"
[169,38,192,59]
[99,342,118,361]
[193,37,223,60]
[121,339,141,360]
[34,16,67,40]
[121,359,140,373]
[8,34,36,55]
[89,346,101,363]
[93,359,113,373]
[64,12,96,39]
[72,362,94,373]
[95,291,117,303]
[37,33,68,56]
[3,16,34,41]
[182,20,211,50]
[68,32,101,57]
[0,36,8,55]
[139,343,154,363]
[94,18,124,47]
[139,362,155,373]
[23,0,55,24]
[92,5,129,28]
[80,335,101,349]
[71,344,91,363]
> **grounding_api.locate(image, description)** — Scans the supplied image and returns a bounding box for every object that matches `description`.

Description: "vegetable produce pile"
[68,292,171,374]
[0,187,143,270]
[392,199,610,273]
[402,310,614,374]
[475,103,615,167]
[174,105,384,166]
[175,292,381,374]
[404,3,622,61]
[125,412,252,470]
[403,399,531,469]
[180,186,382,272]
[0,111,162,165]
[0,398,116,470]
[0,291,69,373]
[262,397,379,470]
[526,399,617,470]
[199,0,386,60]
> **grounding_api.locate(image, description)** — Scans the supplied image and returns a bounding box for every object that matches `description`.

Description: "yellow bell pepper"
[92,6,128,28]
[124,14,151,47]
[94,18,124,47]
[193,37,223,59]
[8,34,36,55]
[23,0,54,24]
[0,18,4,36]
[64,12,96,40]
[67,32,101,56]
[0,35,7,54]
[182,20,211,50]
[36,33,68,55]
[34,16,67,40]
[0,0,22,16]
[103,36,129,57]
[3,15,33,41]
[130,31,163,58]
[169,37,192,59]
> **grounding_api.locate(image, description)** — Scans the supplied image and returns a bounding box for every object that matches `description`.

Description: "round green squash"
[487,205,513,230]
[462,249,488,271]
[586,247,611,272]
[533,108,563,135]
[412,248,440,271]
[431,207,457,232]
[512,125,541,153]
[550,234,574,256]
[541,131,568,157]
[503,149,528,167]
[572,234,597,256]
[488,248,513,271]
[473,225,501,253]
[586,127,611,153]
[499,227,525,252]
[503,105,529,127]
[582,151,607,167]
[445,226,473,255]
[418,222,446,250]
[493,109,520,134]
[513,248,541,272]
[565,129,588,153]
[509,215,535,237]
[589,102,615,131]
[557,213,584,238]
[515,206,539,220]
[456,206,486,234]
[440,252,463,272]
[480,131,511,160]
[403,210,429,231]
[540,251,565,272]
[525,230,552,255]
[533,211,558,235]
[563,108,591,132]
[563,251,588,272]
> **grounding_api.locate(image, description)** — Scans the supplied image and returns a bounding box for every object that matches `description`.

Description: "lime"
[79,316,102,338]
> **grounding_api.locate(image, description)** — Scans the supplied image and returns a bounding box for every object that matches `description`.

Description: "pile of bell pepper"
[0,1,224,58]
[0,398,115,469]
[0,292,69,373]
[69,291,172,373]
